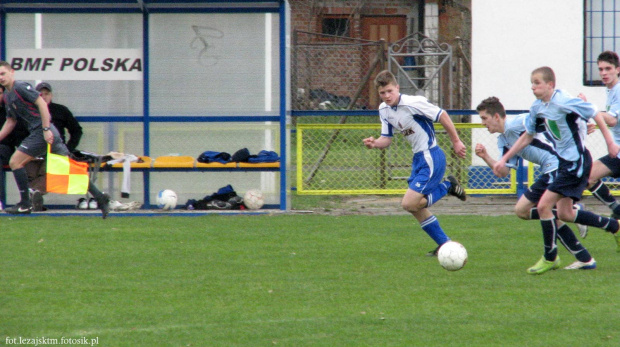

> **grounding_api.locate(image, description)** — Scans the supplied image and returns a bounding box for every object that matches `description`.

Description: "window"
[321,16,350,37]
[584,0,620,85]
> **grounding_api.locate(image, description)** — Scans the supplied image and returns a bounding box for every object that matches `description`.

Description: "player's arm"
[0,116,16,143]
[475,143,510,177]
[493,132,533,176]
[599,111,618,128]
[35,96,54,144]
[593,112,620,158]
[363,136,392,149]
[438,110,466,158]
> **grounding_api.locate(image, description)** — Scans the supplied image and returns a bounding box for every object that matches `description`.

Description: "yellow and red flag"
[46,144,89,194]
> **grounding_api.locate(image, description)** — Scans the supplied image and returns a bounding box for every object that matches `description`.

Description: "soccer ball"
[243,189,264,210]
[437,241,468,271]
[157,189,178,210]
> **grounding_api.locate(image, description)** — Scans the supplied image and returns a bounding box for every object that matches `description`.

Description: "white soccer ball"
[437,241,468,271]
[243,189,264,210]
[157,189,178,210]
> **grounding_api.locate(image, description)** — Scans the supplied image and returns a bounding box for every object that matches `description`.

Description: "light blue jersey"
[526,89,598,162]
[605,82,620,145]
[379,94,443,154]
[499,113,558,174]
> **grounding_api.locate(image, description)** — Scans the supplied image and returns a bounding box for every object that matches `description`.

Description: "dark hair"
[374,70,398,89]
[531,66,556,86]
[597,51,620,68]
[476,96,506,118]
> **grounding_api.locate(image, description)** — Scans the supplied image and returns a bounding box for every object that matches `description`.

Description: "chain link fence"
[294,122,620,196]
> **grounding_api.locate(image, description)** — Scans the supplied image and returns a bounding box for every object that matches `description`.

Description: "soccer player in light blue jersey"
[474,97,616,260]
[581,51,620,252]
[493,67,619,274]
[363,70,467,256]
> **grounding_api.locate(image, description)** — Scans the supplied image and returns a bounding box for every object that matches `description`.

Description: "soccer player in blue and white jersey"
[493,67,619,274]
[363,70,467,256]
[581,51,620,252]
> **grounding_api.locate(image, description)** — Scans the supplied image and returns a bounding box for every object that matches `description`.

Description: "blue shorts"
[407,146,447,195]
[547,151,592,202]
[523,170,557,203]
[597,154,620,178]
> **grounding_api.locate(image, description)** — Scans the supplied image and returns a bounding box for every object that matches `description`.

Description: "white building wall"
[471,0,606,111]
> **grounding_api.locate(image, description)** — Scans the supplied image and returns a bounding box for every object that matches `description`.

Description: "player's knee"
[557,209,574,222]
[401,200,422,213]
[8,158,25,170]
[515,207,530,220]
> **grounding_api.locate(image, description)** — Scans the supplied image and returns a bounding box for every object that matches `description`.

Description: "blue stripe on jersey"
[566,112,586,158]
[415,115,435,148]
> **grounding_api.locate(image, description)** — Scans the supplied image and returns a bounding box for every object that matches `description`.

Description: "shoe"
[88,198,98,209]
[426,246,439,257]
[564,258,597,270]
[77,198,88,210]
[614,232,620,253]
[447,175,467,201]
[0,200,3,211]
[4,202,33,215]
[97,193,111,219]
[30,190,44,212]
[612,211,620,220]
[574,203,588,238]
[527,256,561,275]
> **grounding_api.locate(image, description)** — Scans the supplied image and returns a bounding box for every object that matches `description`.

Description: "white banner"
[7,49,143,81]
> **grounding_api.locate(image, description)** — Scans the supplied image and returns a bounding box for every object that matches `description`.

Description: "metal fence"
[294,122,620,196]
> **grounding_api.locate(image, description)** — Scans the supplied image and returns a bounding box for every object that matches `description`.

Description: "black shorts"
[546,151,592,202]
[524,170,557,203]
[597,154,620,178]
[17,126,69,158]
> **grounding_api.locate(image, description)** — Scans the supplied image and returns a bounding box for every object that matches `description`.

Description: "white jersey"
[378,94,443,154]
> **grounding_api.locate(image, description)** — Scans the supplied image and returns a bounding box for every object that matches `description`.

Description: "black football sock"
[13,168,31,204]
[556,224,592,263]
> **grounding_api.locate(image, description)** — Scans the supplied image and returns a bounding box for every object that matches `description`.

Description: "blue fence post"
[516,157,526,198]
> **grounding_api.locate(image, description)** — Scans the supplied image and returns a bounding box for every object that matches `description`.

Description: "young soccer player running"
[493,67,619,274]
[474,97,620,264]
[0,61,111,218]
[578,51,620,251]
[363,70,467,256]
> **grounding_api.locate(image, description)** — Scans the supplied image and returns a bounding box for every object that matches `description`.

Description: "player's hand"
[587,122,597,134]
[578,93,588,102]
[44,129,54,144]
[492,159,506,176]
[452,140,466,158]
[474,143,487,158]
[363,136,375,149]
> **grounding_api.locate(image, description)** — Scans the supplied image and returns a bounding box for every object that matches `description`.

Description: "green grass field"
[1,214,619,346]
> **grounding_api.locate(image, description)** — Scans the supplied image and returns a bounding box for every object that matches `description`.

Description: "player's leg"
[527,189,563,275]
[554,197,596,269]
[0,144,14,211]
[403,150,451,255]
[403,189,450,249]
[515,194,537,220]
[587,157,620,217]
[5,149,35,214]
[50,137,110,219]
